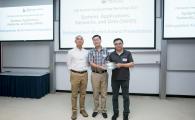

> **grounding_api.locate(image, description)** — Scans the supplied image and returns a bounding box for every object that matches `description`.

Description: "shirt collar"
[114,49,126,56]
[94,46,103,52]
[75,47,83,51]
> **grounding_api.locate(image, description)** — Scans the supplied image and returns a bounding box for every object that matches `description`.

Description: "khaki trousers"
[70,71,88,113]
[91,72,108,113]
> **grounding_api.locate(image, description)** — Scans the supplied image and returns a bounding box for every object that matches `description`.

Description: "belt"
[92,70,107,74]
[71,69,87,74]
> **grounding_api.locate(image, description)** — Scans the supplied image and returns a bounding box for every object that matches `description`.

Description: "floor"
[0,92,195,120]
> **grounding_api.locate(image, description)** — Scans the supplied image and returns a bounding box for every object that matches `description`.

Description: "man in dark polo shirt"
[109,38,134,120]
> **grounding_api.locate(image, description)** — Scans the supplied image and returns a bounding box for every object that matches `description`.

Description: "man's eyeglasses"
[114,43,123,45]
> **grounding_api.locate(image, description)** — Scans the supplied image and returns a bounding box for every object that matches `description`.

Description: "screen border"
[0,0,54,42]
[163,0,195,40]
[59,0,156,50]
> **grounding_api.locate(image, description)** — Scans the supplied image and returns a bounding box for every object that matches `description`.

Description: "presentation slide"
[0,5,53,41]
[60,0,155,49]
[163,0,195,39]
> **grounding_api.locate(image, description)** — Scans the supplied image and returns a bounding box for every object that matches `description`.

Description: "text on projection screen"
[60,0,155,48]
[0,5,53,41]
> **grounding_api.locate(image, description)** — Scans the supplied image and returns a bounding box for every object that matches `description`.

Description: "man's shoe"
[71,112,77,120]
[123,113,129,120]
[102,112,108,118]
[80,110,88,117]
[92,112,98,117]
[112,112,119,120]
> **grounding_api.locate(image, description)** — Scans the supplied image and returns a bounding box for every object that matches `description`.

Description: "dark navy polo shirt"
[109,50,133,81]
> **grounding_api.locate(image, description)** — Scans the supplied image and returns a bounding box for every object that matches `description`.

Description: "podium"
[0,72,50,99]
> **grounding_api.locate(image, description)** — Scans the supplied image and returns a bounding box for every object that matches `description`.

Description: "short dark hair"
[113,38,123,44]
[92,35,101,40]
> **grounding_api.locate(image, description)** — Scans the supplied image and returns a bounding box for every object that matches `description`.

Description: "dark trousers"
[111,80,130,114]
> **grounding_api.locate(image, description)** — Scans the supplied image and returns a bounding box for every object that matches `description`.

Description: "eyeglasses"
[114,43,123,45]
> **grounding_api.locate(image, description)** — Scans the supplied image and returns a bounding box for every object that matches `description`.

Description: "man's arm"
[116,62,134,68]
[88,51,106,70]
[116,51,134,68]
[90,62,105,69]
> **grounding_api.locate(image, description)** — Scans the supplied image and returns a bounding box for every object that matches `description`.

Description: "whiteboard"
[2,42,50,68]
[167,40,195,70]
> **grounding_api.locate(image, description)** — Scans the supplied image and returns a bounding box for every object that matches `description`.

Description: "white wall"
[54,51,161,94]
[1,42,50,73]
[166,40,195,95]
[1,0,195,95]
[167,71,195,95]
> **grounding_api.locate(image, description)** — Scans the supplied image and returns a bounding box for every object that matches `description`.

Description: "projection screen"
[0,0,53,41]
[163,0,195,39]
[60,0,156,49]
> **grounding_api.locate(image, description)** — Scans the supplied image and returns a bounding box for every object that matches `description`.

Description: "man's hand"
[116,63,122,68]
[98,64,106,70]
[90,62,107,70]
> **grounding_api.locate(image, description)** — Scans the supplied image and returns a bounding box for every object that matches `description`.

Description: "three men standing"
[88,35,109,118]
[68,35,133,120]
